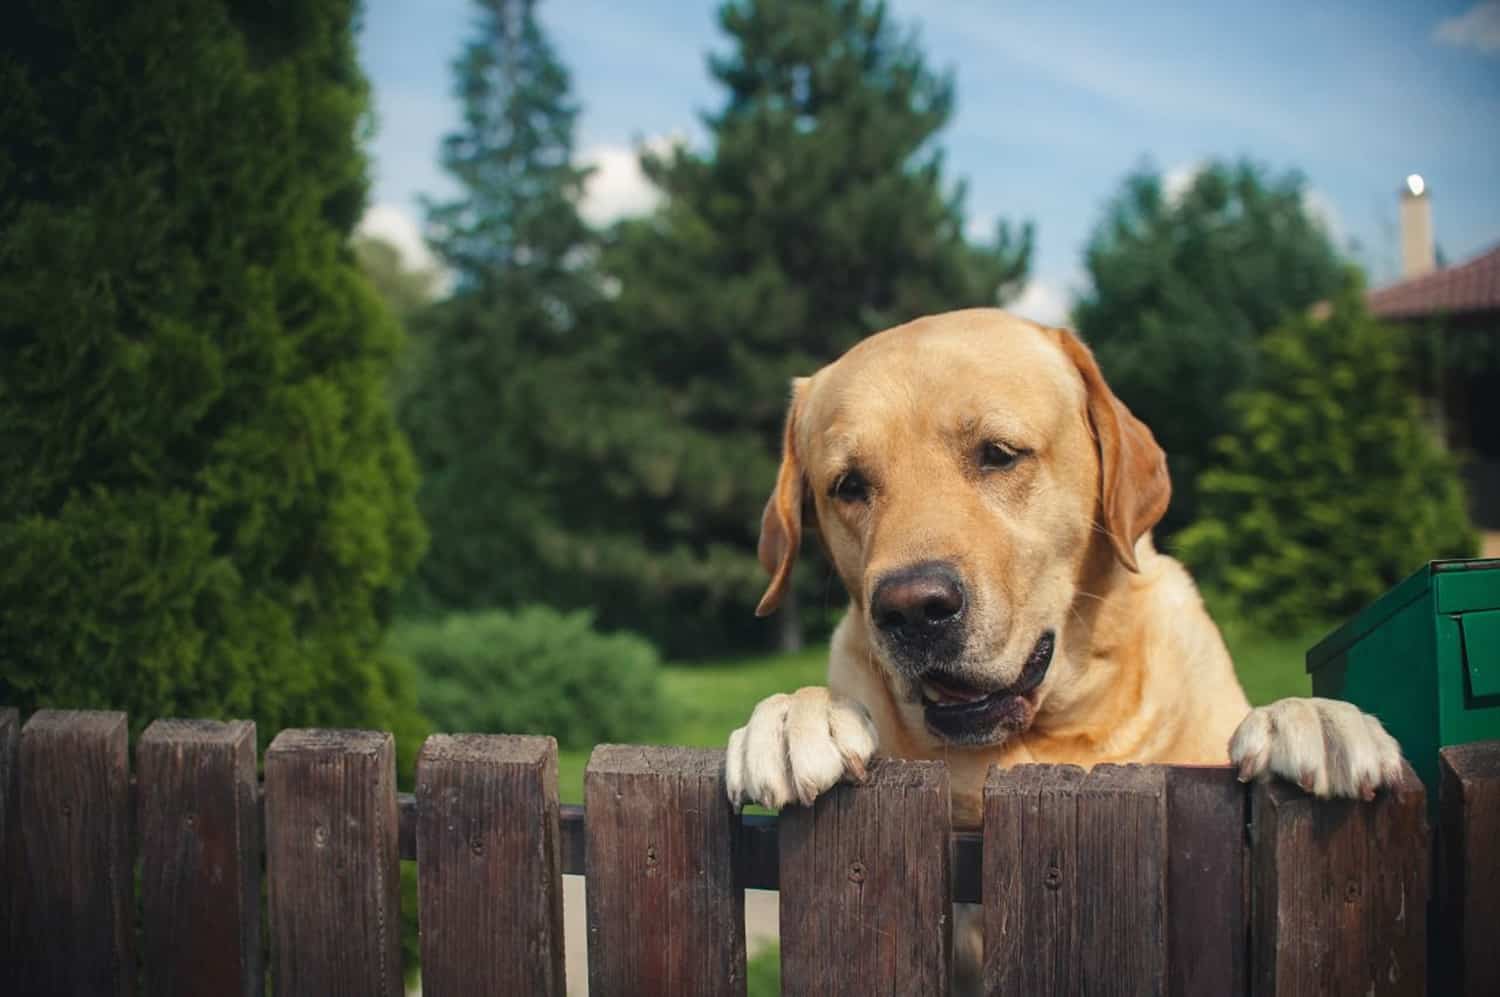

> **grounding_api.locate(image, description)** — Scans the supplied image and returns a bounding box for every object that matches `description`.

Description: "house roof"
[1368,243,1500,321]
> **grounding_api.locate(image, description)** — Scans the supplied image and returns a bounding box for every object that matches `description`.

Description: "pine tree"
[399,0,604,612]
[1074,160,1346,537]
[1177,284,1476,634]
[0,0,426,754]
[591,0,1032,654]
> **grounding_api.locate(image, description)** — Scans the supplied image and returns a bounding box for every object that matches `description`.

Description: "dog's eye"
[831,470,870,503]
[980,441,1021,470]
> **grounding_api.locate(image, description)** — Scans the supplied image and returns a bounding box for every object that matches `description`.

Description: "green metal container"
[1307,558,1500,807]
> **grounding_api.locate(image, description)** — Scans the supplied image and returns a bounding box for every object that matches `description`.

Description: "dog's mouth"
[919,630,1055,742]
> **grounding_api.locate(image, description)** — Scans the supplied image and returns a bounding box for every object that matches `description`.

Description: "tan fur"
[730,308,1401,829]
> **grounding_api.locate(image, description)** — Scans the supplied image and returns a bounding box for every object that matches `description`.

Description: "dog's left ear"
[755,378,808,616]
[1053,328,1170,572]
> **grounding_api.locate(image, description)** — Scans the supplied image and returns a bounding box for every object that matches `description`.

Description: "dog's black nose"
[871,561,965,637]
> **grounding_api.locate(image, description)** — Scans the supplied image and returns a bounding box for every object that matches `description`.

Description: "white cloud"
[1434,3,1500,54]
[1008,279,1072,327]
[356,202,442,273]
[579,136,680,227]
[1163,161,1205,205]
[1301,188,1344,242]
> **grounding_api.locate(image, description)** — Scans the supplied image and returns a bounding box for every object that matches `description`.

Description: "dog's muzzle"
[919,630,1055,743]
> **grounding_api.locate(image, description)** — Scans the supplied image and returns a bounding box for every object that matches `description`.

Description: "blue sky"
[358,0,1500,324]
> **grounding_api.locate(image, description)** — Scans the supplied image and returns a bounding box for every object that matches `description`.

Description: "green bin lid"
[1306,559,1500,674]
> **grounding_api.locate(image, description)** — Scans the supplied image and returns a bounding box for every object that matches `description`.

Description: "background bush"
[389,607,663,748]
[0,0,427,747]
[1178,283,1477,634]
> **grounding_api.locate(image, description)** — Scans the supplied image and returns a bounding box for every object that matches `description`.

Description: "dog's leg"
[1228,697,1405,799]
[725,687,878,809]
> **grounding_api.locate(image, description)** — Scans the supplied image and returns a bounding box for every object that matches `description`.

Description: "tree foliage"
[587,0,1032,653]
[398,0,606,614]
[1177,285,1476,635]
[0,0,426,750]
[1073,160,1346,536]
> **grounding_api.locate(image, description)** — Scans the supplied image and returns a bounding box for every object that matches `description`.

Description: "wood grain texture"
[415,734,564,997]
[983,764,1084,994]
[18,709,135,996]
[138,719,261,997]
[1437,741,1500,997]
[984,764,1171,995]
[584,745,745,997]
[1249,764,1427,997]
[0,709,20,982]
[265,728,401,997]
[1077,765,1169,993]
[1166,766,1247,997]
[780,758,951,997]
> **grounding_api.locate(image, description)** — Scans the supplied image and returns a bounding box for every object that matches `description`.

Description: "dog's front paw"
[1229,697,1405,800]
[725,686,877,810]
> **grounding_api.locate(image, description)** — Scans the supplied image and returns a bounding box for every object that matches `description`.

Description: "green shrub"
[1178,285,1476,635]
[389,608,663,748]
[0,0,426,746]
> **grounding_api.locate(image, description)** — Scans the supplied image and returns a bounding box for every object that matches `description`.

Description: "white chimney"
[1399,174,1435,279]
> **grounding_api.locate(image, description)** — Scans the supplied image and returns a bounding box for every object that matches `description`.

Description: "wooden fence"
[1,707,1496,996]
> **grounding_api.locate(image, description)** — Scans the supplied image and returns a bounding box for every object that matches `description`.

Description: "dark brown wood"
[984,765,1085,994]
[18,709,135,996]
[265,728,402,997]
[138,719,261,997]
[0,709,20,982]
[780,758,951,997]
[405,789,985,899]
[584,745,745,996]
[415,734,565,997]
[1077,766,1169,992]
[1437,741,1500,997]
[1166,765,1248,997]
[984,764,1171,995]
[1249,763,1427,996]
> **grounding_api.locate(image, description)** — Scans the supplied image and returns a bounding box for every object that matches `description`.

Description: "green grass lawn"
[555,620,1325,803]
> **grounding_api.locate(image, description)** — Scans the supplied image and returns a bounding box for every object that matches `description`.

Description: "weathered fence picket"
[415,733,566,997]
[1437,742,1500,996]
[0,708,22,982]
[17,710,135,996]
[265,728,402,997]
[585,744,746,996]
[0,706,1496,995]
[1249,765,1428,997]
[779,759,952,997]
[138,719,261,997]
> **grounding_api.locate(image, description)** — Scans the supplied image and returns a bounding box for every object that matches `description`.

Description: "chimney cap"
[1404,173,1427,197]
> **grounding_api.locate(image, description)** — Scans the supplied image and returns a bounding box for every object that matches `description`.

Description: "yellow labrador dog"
[726,308,1404,829]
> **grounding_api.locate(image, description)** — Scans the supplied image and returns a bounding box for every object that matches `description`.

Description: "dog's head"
[755,309,1169,746]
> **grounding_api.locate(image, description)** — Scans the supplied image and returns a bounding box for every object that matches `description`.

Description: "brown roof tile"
[1368,243,1500,320]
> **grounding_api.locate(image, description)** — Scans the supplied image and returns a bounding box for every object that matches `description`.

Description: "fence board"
[1249,765,1427,997]
[0,709,20,981]
[1166,765,1247,997]
[416,734,565,997]
[1437,742,1500,997]
[18,709,135,996]
[983,764,1081,994]
[138,719,261,997]
[265,729,401,997]
[584,745,745,997]
[984,764,1170,995]
[779,758,951,997]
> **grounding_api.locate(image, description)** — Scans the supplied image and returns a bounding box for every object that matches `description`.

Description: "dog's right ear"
[755,378,808,617]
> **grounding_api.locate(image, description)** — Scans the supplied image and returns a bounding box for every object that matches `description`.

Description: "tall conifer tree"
[595,0,1032,651]
[0,0,426,743]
